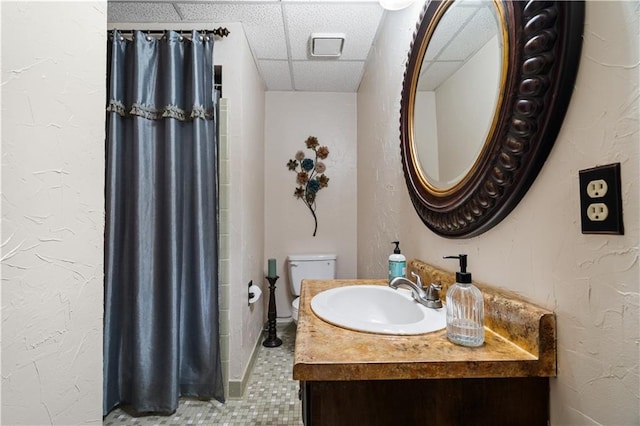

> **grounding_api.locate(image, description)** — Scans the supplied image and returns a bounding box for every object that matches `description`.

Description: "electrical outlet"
[586,203,608,221]
[579,163,624,234]
[586,179,608,198]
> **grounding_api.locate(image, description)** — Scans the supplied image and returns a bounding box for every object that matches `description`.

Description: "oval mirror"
[400,0,585,238]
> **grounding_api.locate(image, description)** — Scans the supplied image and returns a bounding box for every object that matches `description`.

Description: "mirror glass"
[414,0,504,190]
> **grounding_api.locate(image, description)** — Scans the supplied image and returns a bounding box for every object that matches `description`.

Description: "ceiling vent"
[310,33,345,58]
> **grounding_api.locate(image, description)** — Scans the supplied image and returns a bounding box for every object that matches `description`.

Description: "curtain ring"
[179,36,184,42]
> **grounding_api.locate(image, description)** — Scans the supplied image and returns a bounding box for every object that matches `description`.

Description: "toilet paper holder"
[248,280,262,305]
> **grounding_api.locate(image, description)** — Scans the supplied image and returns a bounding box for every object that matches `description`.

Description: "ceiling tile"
[175,3,288,60]
[418,61,463,91]
[107,0,386,93]
[284,3,383,61]
[108,2,181,22]
[439,5,499,61]
[292,60,364,92]
[258,60,293,91]
[423,5,476,61]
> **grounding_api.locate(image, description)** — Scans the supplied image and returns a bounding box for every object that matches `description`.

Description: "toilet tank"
[287,254,337,296]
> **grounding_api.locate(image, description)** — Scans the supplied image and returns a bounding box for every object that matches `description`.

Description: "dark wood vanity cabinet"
[301,377,549,426]
[295,278,557,426]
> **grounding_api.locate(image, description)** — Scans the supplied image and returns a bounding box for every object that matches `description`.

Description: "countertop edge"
[293,359,556,381]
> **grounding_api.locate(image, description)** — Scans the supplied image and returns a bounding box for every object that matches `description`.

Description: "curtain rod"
[111,27,230,40]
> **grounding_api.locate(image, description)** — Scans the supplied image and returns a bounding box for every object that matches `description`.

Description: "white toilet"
[287,254,337,323]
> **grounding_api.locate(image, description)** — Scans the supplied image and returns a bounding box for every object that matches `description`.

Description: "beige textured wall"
[1,2,107,424]
[357,3,420,277]
[214,23,267,383]
[358,2,639,424]
[265,92,358,318]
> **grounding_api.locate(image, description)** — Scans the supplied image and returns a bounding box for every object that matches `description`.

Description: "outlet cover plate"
[579,163,624,235]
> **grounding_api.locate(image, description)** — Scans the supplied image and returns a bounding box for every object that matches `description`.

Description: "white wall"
[1,2,107,424]
[358,2,639,425]
[214,23,267,385]
[414,91,439,181]
[265,92,358,318]
[357,5,420,276]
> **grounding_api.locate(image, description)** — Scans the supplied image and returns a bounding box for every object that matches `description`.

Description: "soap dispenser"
[444,254,484,347]
[388,241,406,282]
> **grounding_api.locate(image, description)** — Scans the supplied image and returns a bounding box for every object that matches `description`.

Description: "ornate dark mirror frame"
[400,0,585,238]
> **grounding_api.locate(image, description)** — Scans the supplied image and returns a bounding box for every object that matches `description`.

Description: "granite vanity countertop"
[293,278,556,382]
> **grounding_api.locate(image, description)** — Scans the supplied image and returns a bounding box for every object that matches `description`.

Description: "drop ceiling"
[417,1,499,91]
[108,0,387,92]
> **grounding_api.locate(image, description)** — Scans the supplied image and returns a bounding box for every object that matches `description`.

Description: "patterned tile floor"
[104,323,303,425]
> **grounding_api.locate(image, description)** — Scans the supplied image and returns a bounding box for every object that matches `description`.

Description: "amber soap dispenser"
[444,254,484,347]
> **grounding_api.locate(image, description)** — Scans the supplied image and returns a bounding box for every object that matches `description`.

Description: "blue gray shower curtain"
[103,30,224,415]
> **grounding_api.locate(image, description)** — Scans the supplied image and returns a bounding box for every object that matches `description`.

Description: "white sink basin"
[310,285,446,335]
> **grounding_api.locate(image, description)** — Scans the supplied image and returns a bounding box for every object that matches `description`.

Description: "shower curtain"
[103,30,224,415]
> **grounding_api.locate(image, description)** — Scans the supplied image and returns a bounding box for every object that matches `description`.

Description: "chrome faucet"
[389,272,443,309]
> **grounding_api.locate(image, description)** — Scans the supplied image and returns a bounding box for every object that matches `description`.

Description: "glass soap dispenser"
[444,254,484,347]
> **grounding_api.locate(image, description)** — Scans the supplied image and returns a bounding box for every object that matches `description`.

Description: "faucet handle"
[410,271,423,288]
[425,282,443,308]
[429,282,442,292]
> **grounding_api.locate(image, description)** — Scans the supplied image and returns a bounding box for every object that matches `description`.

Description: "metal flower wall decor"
[287,136,330,237]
